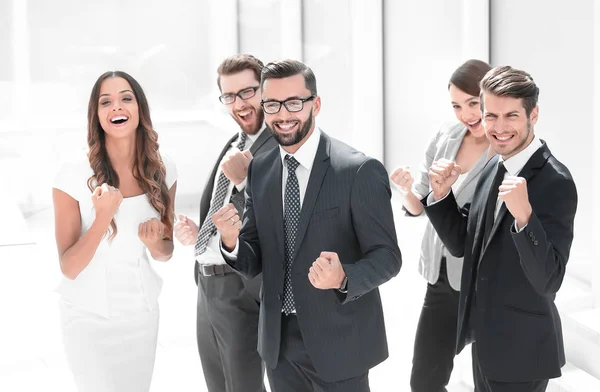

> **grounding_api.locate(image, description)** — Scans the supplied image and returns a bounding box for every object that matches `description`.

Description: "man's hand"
[428,159,461,200]
[174,214,199,246]
[308,251,346,290]
[212,203,241,251]
[499,176,532,228]
[221,148,253,185]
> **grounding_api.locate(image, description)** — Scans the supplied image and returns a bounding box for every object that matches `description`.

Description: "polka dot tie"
[194,132,248,257]
[282,155,300,315]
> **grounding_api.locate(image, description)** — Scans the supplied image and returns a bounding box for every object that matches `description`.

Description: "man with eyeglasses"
[174,54,277,392]
[213,59,402,392]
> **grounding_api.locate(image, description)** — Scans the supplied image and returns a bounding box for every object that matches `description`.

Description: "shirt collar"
[279,127,322,171]
[499,135,542,175]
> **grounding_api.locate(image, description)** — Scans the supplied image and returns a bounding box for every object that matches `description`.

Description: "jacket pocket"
[504,304,548,317]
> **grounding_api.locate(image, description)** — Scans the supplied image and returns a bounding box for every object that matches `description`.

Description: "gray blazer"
[412,122,490,290]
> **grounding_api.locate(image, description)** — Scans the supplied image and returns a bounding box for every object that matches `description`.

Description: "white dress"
[53,150,177,392]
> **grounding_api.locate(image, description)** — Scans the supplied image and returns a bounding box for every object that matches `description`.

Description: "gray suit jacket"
[412,123,490,290]
[225,132,402,382]
[194,128,278,292]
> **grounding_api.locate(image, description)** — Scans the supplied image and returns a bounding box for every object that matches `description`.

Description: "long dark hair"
[86,71,173,240]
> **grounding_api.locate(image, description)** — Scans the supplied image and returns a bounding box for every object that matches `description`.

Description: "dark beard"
[234,108,264,135]
[267,110,313,147]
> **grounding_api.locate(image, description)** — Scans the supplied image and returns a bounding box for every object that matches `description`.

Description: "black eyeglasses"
[219,86,260,105]
[260,96,315,114]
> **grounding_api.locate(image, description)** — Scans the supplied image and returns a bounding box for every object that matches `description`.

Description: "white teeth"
[467,120,480,125]
[278,123,296,130]
[496,135,511,141]
[238,111,251,117]
[110,115,128,123]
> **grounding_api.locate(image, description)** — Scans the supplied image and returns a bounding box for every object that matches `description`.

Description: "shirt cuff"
[235,178,247,192]
[426,190,451,206]
[513,221,528,233]
[221,239,239,260]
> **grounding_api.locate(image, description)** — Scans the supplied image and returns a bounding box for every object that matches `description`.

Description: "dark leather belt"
[199,263,235,277]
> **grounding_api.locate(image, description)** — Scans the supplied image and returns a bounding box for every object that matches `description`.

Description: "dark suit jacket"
[225,131,402,382]
[194,129,278,297]
[423,141,577,382]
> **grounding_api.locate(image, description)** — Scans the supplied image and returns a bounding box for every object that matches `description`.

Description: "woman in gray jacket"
[391,59,493,392]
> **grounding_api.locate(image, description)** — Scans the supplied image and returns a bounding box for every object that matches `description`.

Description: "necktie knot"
[285,155,300,172]
[497,161,507,178]
[237,132,248,150]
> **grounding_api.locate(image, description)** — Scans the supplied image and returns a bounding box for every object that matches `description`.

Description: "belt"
[199,263,235,277]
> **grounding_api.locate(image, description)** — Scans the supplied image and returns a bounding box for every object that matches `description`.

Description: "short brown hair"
[448,59,491,96]
[261,59,317,96]
[479,65,540,117]
[217,54,264,91]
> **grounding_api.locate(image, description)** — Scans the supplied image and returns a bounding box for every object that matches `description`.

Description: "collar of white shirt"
[278,127,322,171]
[499,135,543,176]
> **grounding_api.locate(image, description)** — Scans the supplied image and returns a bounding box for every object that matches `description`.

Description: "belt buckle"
[200,264,215,276]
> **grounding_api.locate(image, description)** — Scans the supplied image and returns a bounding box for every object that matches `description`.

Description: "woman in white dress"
[52,71,177,392]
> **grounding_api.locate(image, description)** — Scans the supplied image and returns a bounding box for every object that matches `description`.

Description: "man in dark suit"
[423,66,578,392]
[174,54,277,392]
[212,59,402,391]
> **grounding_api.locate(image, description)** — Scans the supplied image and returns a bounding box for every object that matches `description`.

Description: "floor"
[0,193,474,391]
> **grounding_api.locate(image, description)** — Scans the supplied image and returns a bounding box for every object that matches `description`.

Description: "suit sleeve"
[341,159,402,303]
[511,176,577,296]
[223,159,262,278]
[422,190,469,257]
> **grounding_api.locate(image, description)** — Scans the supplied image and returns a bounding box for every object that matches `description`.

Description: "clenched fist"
[498,176,532,228]
[390,166,414,193]
[212,203,241,251]
[92,183,122,223]
[308,251,346,290]
[174,214,199,246]
[428,159,462,200]
[221,148,253,185]
[138,218,166,248]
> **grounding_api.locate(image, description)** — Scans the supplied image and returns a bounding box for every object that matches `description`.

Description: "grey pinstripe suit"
[224,131,402,388]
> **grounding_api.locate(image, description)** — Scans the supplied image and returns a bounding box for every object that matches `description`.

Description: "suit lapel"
[292,133,331,260]
[473,156,498,259]
[480,142,551,258]
[455,149,492,197]
[266,153,285,260]
[249,128,273,155]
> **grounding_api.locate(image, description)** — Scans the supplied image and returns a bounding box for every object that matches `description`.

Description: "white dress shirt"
[196,126,266,266]
[223,127,322,258]
[278,127,321,211]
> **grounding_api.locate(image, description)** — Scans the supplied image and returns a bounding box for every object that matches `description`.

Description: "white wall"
[490,0,594,285]
[383,0,470,172]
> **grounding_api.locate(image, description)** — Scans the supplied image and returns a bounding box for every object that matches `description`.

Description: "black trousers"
[196,271,266,392]
[410,258,460,392]
[472,344,548,392]
[268,314,370,392]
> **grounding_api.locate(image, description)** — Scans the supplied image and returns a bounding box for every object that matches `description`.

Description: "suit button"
[529,232,534,238]
[534,240,539,246]
[277,294,282,301]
